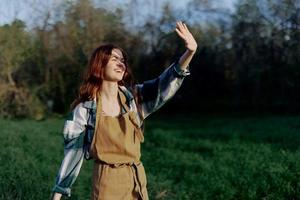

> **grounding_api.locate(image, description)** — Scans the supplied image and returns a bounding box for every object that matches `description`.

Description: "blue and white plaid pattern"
[52,61,190,197]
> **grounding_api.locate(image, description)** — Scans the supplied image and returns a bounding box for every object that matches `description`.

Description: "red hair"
[71,44,134,109]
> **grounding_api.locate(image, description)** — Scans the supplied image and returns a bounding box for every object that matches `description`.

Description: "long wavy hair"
[71,44,134,109]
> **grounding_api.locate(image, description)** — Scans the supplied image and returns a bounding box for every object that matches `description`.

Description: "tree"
[0,20,45,118]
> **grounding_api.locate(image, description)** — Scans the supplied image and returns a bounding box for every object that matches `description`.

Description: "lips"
[114,69,123,73]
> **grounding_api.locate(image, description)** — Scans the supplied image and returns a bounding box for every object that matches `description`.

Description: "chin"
[113,76,123,82]
[105,74,124,82]
[116,74,124,81]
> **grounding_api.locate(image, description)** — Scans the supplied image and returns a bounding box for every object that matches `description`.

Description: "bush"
[0,84,45,120]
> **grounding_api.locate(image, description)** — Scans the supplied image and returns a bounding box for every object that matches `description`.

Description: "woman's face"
[103,48,126,82]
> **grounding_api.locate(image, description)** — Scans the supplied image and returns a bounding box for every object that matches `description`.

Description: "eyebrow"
[111,54,124,61]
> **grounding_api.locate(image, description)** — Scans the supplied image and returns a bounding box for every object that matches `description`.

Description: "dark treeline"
[0,0,299,119]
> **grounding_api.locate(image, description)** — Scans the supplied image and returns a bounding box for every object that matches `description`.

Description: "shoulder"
[118,85,135,102]
[65,100,95,127]
[82,99,97,110]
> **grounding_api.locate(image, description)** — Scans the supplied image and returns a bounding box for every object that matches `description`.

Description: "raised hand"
[175,21,197,53]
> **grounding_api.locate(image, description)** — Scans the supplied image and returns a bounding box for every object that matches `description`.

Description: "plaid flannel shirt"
[52,61,190,197]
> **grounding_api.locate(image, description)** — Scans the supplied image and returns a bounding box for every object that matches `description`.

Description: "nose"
[117,61,125,70]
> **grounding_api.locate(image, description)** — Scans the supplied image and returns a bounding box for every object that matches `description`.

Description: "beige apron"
[90,90,148,200]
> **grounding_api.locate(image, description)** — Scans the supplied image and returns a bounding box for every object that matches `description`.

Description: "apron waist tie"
[94,159,141,168]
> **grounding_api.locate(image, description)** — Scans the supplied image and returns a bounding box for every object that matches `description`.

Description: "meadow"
[0,113,299,200]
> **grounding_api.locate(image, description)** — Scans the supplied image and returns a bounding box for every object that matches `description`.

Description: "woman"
[52,21,197,200]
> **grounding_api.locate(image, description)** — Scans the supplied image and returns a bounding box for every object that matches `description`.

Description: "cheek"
[104,64,113,74]
[105,62,113,70]
[102,68,111,79]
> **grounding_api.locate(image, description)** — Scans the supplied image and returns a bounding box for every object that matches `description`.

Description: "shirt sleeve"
[52,103,88,197]
[135,60,190,120]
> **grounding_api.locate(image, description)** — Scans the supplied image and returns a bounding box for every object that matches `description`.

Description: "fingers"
[175,28,185,39]
[176,21,185,32]
[183,23,188,31]
[177,21,189,30]
[175,21,187,40]
[176,21,191,36]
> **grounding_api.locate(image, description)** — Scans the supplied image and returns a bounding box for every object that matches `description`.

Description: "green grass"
[0,114,299,200]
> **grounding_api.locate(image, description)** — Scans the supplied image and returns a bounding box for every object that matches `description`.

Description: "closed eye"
[111,55,125,63]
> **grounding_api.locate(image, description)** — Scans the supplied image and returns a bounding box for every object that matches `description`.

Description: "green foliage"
[0,85,45,120]
[0,20,46,119]
[228,0,300,109]
[0,20,30,79]
[0,115,299,199]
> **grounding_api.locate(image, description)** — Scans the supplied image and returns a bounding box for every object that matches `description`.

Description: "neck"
[100,81,119,100]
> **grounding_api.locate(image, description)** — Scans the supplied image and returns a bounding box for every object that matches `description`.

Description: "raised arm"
[135,21,197,120]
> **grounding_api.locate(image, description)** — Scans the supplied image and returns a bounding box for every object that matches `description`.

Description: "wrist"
[52,193,62,200]
[187,48,197,54]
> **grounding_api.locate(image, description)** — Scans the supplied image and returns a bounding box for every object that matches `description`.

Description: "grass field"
[0,114,299,200]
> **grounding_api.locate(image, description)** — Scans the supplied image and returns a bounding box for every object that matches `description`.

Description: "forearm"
[178,49,196,70]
